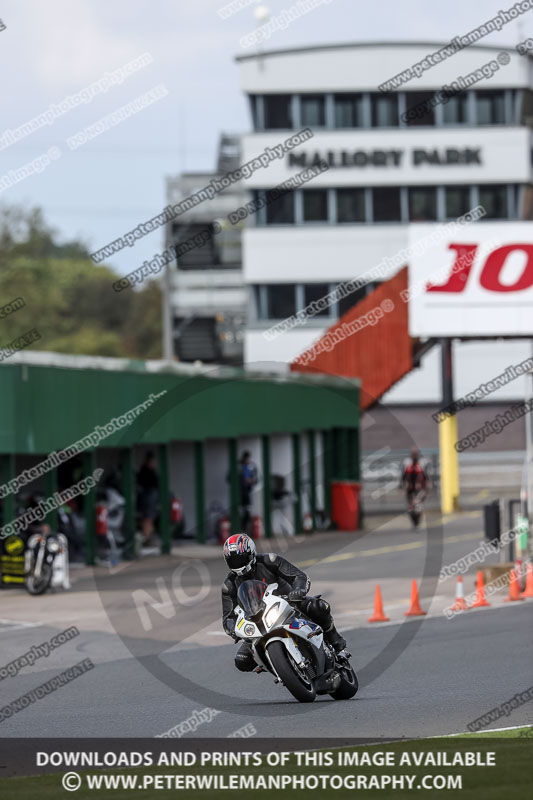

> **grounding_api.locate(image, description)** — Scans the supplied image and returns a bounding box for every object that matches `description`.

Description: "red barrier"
[331,481,361,531]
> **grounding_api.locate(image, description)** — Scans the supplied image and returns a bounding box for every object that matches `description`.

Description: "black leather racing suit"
[221,552,345,671]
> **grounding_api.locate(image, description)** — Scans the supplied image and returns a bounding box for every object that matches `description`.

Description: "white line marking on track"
[106,562,131,576]
[298,531,484,569]
[435,724,533,737]
[0,618,42,632]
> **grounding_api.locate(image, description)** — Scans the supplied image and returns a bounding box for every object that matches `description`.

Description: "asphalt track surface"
[0,511,531,739]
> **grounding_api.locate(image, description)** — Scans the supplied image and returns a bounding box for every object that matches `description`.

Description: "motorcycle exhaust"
[314,668,341,695]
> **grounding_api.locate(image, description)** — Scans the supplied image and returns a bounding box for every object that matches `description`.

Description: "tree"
[0,204,162,359]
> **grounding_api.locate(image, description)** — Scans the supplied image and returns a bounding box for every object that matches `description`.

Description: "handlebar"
[278,594,305,603]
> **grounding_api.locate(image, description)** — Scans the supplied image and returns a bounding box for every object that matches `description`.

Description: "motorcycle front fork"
[34,544,46,577]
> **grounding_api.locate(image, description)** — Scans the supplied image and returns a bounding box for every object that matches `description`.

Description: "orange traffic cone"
[450,575,468,611]
[405,579,427,616]
[505,569,524,602]
[470,571,490,608]
[521,563,533,599]
[368,584,390,623]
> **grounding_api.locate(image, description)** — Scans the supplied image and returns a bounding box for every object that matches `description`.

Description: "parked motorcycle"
[25,525,63,595]
[234,581,358,703]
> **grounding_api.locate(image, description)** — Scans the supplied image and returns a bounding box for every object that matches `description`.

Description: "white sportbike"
[234,580,358,703]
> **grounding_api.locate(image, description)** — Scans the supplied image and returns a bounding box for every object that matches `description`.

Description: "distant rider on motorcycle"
[221,534,347,673]
[400,447,430,524]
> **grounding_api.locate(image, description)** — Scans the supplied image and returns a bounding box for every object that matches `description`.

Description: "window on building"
[216,225,241,267]
[520,89,533,126]
[508,89,518,124]
[476,91,505,125]
[263,95,292,129]
[408,187,437,221]
[404,92,436,126]
[265,189,295,224]
[252,285,263,319]
[249,95,259,129]
[250,190,262,223]
[442,92,468,124]
[304,283,331,316]
[511,184,520,218]
[266,284,297,319]
[302,189,329,222]
[337,188,365,222]
[337,282,368,317]
[370,93,398,127]
[173,222,219,270]
[479,185,508,218]
[372,187,401,221]
[521,185,533,220]
[334,93,364,127]
[445,187,471,219]
[301,95,325,127]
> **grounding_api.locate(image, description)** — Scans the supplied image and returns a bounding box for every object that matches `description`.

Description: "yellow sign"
[4,536,24,556]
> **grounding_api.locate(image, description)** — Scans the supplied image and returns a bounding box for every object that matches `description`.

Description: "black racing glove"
[288,588,307,602]
[225,621,239,641]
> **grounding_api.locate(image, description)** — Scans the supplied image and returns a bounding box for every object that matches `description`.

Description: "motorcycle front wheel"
[267,641,316,703]
[26,564,53,595]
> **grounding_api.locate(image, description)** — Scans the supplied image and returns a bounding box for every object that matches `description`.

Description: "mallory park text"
[288,147,482,169]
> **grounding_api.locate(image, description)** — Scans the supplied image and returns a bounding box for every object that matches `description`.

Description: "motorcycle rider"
[221,533,347,673]
[400,446,430,521]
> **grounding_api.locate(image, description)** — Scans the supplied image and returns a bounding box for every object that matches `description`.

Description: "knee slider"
[316,599,332,625]
[306,597,332,625]
[317,599,330,614]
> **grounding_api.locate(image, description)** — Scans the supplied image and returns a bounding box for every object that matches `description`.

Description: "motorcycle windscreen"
[237,580,266,619]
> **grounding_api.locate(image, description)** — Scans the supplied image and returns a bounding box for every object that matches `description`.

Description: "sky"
[0,0,531,276]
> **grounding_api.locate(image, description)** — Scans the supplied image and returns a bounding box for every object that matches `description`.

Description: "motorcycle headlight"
[264,603,281,629]
[47,540,60,553]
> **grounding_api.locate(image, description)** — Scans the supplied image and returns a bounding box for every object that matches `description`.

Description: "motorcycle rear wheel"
[267,641,316,703]
[26,564,53,596]
[330,663,358,700]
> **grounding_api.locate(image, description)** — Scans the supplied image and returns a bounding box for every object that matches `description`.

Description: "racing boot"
[324,623,346,653]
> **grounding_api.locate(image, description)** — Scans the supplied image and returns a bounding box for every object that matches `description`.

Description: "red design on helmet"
[223,533,257,575]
